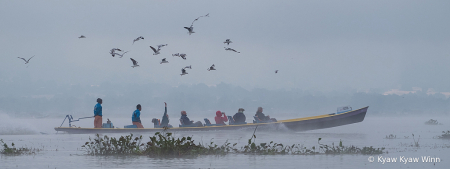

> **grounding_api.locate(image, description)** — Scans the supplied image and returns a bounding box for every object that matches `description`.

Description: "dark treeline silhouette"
[1,81,449,118]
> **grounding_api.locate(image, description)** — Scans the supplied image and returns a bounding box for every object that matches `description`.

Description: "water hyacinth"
[1,139,40,155]
[81,132,385,156]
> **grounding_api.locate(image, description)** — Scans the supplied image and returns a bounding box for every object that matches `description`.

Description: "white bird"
[184,13,209,35]
[158,44,168,49]
[149,46,160,55]
[224,47,240,53]
[184,26,195,35]
[184,65,191,69]
[132,36,144,44]
[150,44,167,55]
[181,68,188,76]
[207,64,216,71]
[78,35,85,38]
[180,53,187,60]
[160,58,168,64]
[130,58,139,68]
[275,70,278,73]
[110,48,122,57]
[223,39,232,45]
[115,51,129,58]
[17,56,34,64]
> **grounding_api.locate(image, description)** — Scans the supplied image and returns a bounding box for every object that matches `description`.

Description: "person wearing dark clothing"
[180,111,203,127]
[160,102,170,127]
[132,104,144,128]
[93,98,103,128]
[233,108,246,123]
[214,111,228,125]
[255,107,277,122]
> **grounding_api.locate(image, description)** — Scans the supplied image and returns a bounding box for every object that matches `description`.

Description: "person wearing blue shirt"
[132,104,144,128]
[93,98,103,128]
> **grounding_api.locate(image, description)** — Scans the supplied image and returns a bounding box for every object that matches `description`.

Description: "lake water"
[0,114,449,169]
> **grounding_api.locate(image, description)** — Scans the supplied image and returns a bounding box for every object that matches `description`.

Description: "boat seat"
[227,116,247,125]
[124,125,137,128]
[204,118,224,126]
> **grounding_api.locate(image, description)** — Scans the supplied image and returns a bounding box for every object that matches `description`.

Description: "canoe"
[54,106,368,134]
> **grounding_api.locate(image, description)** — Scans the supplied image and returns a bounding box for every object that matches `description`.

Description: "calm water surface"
[1,116,449,169]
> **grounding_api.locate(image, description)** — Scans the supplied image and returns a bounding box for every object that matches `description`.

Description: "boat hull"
[55,107,368,134]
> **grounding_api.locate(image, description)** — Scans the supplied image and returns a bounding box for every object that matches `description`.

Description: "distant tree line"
[0,81,449,118]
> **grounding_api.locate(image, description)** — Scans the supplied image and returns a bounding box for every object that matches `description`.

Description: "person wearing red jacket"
[214,111,228,125]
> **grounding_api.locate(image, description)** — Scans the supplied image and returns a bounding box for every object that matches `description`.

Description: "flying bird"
[181,68,188,76]
[173,53,187,60]
[160,58,168,64]
[78,35,85,38]
[223,39,232,45]
[184,65,191,69]
[115,51,129,58]
[180,53,187,60]
[132,36,144,44]
[109,48,123,57]
[17,56,35,64]
[224,47,240,53]
[275,70,278,73]
[207,64,215,71]
[158,44,168,48]
[184,13,209,35]
[184,26,195,35]
[150,44,168,55]
[130,58,139,68]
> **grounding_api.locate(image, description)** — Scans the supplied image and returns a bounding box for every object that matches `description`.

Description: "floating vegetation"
[424,119,442,125]
[434,130,450,139]
[81,130,386,156]
[0,139,40,155]
[385,134,396,139]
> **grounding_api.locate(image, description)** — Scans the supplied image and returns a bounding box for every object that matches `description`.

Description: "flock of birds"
[18,13,279,74]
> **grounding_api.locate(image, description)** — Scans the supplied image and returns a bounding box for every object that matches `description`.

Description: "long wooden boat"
[54,106,368,134]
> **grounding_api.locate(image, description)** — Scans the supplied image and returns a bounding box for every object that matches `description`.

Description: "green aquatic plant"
[435,130,450,139]
[0,139,39,155]
[81,133,385,156]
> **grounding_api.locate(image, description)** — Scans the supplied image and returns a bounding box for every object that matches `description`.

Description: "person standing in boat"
[160,102,170,127]
[180,111,203,127]
[255,107,277,122]
[132,104,144,128]
[214,111,228,125]
[93,98,103,128]
[233,108,246,123]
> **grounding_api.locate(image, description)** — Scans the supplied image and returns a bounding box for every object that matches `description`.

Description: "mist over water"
[0,113,37,135]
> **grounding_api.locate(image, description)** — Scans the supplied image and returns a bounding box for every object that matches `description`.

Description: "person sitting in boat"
[132,104,144,128]
[180,111,203,127]
[214,111,228,125]
[93,98,103,128]
[233,108,246,123]
[255,107,277,122]
[160,102,170,127]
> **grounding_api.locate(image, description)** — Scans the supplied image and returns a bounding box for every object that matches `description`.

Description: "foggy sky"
[1,0,449,92]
